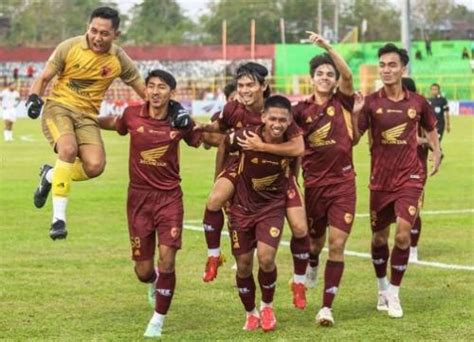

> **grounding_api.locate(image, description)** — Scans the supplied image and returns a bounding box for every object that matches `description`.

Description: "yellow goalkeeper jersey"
[46,35,141,115]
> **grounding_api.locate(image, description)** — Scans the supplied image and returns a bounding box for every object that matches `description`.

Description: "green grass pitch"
[1,116,473,340]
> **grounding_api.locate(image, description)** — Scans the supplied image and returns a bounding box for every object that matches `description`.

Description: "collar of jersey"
[378,86,410,100]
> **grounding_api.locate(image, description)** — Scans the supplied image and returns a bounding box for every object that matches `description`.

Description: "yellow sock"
[71,158,90,181]
[52,159,73,197]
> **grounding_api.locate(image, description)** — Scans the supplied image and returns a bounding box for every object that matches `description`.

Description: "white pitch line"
[183,223,474,272]
[185,208,474,224]
[19,135,35,142]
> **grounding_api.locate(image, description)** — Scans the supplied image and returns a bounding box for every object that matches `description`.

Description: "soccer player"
[26,7,190,240]
[227,95,304,332]
[353,43,441,318]
[428,83,450,151]
[196,63,309,310]
[292,32,356,326]
[401,77,429,263]
[1,82,20,141]
[99,70,202,338]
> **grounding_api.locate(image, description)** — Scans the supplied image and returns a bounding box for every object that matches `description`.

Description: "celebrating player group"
[25,7,441,339]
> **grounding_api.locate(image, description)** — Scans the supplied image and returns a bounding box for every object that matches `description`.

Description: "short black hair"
[378,43,410,66]
[402,77,417,92]
[145,69,177,90]
[431,83,440,90]
[235,62,271,98]
[309,53,340,79]
[90,7,120,30]
[223,81,236,100]
[264,95,292,113]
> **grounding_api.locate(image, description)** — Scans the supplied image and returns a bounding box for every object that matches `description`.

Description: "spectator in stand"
[27,65,35,78]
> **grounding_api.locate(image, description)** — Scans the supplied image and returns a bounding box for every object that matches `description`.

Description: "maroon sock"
[203,208,224,249]
[309,252,320,268]
[371,243,389,278]
[411,216,421,247]
[155,271,176,315]
[290,235,310,275]
[236,274,256,312]
[390,246,410,286]
[322,260,344,308]
[258,267,277,304]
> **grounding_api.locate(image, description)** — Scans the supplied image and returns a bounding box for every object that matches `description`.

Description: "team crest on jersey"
[344,213,353,224]
[376,108,383,114]
[139,145,169,166]
[136,126,145,133]
[306,116,313,123]
[407,108,417,119]
[408,205,417,216]
[236,121,243,128]
[100,66,111,77]
[251,158,259,164]
[327,106,335,117]
[169,131,178,139]
[170,227,180,239]
[269,227,281,238]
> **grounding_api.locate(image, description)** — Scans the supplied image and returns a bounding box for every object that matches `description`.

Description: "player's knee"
[289,220,308,238]
[394,232,410,249]
[328,238,345,257]
[258,256,275,272]
[372,232,388,247]
[236,258,252,277]
[158,259,175,273]
[83,159,106,178]
[310,236,325,254]
[57,144,78,161]
[134,265,155,283]
[206,192,225,211]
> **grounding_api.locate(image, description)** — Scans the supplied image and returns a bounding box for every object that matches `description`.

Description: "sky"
[116,0,474,18]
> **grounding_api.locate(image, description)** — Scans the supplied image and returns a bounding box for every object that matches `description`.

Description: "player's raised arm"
[237,130,304,157]
[306,31,353,95]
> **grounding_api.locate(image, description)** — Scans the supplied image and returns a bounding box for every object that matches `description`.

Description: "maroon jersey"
[116,103,202,190]
[228,125,299,215]
[218,100,302,173]
[358,88,437,191]
[293,89,355,188]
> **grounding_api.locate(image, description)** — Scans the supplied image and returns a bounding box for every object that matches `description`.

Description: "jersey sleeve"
[182,123,203,147]
[335,88,355,112]
[291,102,305,127]
[217,101,239,131]
[46,38,77,74]
[443,98,449,111]
[115,108,130,136]
[286,121,303,140]
[117,48,142,87]
[226,128,246,153]
[420,98,437,132]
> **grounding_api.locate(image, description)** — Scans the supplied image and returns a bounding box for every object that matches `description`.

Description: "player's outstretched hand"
[169,100,191,129]
[430,150,442,176]
[306,31,331,50]
[25,94,44,119]
[237,130,263,151]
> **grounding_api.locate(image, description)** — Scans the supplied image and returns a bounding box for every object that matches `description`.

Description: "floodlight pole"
[317,0,322,33]
[401,0,412,75]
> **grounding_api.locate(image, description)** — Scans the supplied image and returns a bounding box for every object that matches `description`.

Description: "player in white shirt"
[1,83,20,141]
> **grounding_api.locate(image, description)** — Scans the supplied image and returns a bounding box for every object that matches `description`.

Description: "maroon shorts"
[370,187,423,232]
[305,180,356,238]
[127,186,184,261]
[217,158,239,186]
[229,208,285,255]
[286,175,303,209]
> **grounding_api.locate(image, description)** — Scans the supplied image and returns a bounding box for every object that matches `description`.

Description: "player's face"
[312,64,337,95]
[237,75,266,107]
[227,90,237,102]
[262,107,291,140]
[86,17,119,54]
[378,53,406,86]
[430,85,440,97]
[146,77,174,109]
